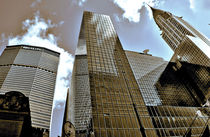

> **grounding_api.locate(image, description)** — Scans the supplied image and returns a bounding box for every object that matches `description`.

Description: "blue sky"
[0,0,210,136]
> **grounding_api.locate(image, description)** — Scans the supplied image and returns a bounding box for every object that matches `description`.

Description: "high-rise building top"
[151,7,210,67]
[151,7,210,47]
[152,7,192,50]
[0,45,59,130]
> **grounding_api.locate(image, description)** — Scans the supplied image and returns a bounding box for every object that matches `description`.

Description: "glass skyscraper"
[69,11,209,137]
[71,11,157,137]
[0,45,59,131]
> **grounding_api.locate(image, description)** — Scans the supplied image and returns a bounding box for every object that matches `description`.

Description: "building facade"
[126,51,209,136]
[70,11,209,137]
[71,11,157,137]
[125,50,167,106]
[156,61,210,107]
[151,7,210,67]
[0,45,59,130]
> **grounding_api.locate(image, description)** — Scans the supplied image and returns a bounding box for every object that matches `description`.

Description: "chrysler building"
[151,7,210,67]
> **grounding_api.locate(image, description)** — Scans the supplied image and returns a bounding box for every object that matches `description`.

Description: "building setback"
[125,50,167,106]
[0,45,59,131]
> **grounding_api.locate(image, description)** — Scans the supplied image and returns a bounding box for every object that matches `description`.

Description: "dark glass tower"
[71,11,157,137]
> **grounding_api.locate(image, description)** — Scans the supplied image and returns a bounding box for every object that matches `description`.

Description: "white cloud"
[189,0,210,12]
[189,0,195,10]
[112,0,163,22]
[72,0,88,6]
[0,34,7,55]
[31,0,42,8]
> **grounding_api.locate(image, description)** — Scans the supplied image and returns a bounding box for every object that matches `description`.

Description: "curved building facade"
[0,45,59,130]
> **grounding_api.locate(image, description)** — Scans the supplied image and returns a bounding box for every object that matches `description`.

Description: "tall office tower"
[0,45,59,131]
[71,11,159,137]
[69,11,210,137]
[151,7,210,67]
[125,50,167,106]
[71,54,92,132]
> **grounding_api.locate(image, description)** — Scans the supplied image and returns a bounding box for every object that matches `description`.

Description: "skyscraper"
[71,11,157,137]
[151,7,210,104]
[69,11,209,137]
[151,7,210,67]
[149,7,210,136]
[0,45,59,131]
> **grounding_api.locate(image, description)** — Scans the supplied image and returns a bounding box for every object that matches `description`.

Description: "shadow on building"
[0,91,49,137]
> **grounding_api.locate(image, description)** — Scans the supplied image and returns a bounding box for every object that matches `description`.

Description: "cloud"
[189,0,195,10]
[51,100,66,136]
[189,0,210,12]
[7,11,74,102]
[0,34,8,55]
[31,0,42,8]
[111,0,164,22]
[72,0,88,6]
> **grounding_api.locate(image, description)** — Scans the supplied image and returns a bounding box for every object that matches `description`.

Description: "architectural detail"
[0,45,59,130]
[0,91,29,111]
[151,7,210,67]
[63,121,75,137]
[0,91,32,137]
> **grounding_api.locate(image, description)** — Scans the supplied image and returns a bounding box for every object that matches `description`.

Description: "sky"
[0,0,210,137]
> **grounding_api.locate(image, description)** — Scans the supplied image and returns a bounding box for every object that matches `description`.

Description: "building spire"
[145,4,161,19]
[146,3,154,10]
